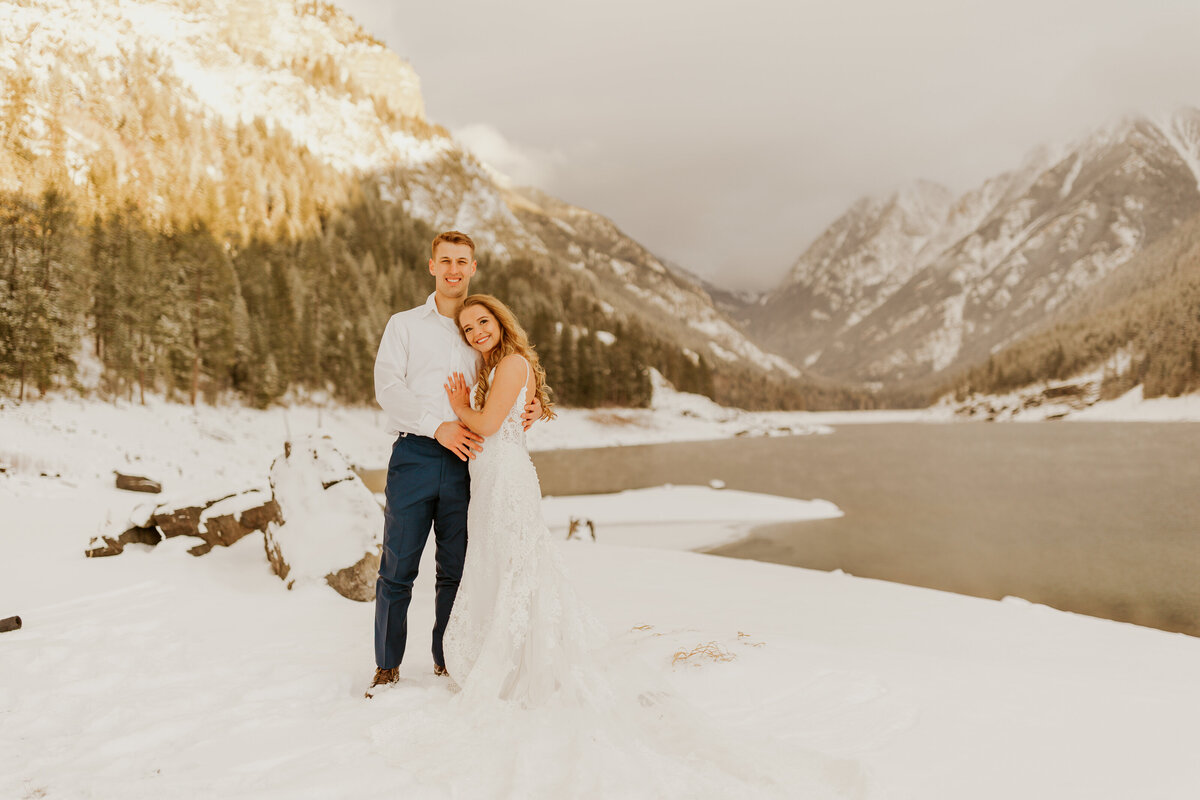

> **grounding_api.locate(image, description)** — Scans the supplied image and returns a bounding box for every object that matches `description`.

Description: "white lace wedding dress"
[442,359,608,708]
[371,358,869,799]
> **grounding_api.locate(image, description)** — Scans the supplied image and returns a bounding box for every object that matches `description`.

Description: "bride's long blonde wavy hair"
[457,294,557,421]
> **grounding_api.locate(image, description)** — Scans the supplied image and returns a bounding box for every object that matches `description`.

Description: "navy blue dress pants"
[374,433,470,670]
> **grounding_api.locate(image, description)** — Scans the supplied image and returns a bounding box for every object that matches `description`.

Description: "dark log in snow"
[114,472,163,494]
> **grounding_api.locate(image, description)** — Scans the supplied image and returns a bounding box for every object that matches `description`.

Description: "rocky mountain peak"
[746,106,1200,388]
[1,0,429,178]
[785,179,954,288]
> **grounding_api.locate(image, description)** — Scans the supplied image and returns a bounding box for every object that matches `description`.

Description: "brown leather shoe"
[364,667,399,698]
[433,664,448,677]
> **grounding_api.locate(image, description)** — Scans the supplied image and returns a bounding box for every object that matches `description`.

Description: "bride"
[374,293,868,798]
[439,293,605,707]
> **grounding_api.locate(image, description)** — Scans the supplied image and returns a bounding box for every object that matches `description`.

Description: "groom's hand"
[521,396,542,431]
[435,421,483,461]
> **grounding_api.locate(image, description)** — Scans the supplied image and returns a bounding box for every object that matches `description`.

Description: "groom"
[368,230,539,696]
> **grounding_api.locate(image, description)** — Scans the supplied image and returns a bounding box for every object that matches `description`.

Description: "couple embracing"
[368,229,584,702]
[364,231,864,797]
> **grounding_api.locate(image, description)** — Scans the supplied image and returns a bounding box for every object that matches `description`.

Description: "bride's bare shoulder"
[495,353,529,375]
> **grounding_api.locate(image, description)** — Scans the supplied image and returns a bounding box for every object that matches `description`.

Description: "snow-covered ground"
[0,373,842,489]
[943,371,1200,423]
[542,485,843,551]
[1070,384,1200,422]
[3,381,1200,798]
[4,475,1199,798]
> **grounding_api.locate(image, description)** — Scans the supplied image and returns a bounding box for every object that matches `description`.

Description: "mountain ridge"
[742,109,1200,393]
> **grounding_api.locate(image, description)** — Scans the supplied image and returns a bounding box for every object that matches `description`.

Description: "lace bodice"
[470,360,529,458]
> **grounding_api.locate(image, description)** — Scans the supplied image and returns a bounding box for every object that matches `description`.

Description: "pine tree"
[168,221,236,404]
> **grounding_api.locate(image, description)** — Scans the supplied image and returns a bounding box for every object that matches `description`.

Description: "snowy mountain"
[0,0,532,247]
[0,0,814,408]
[506,187,801,379]
[746,112,1200,388]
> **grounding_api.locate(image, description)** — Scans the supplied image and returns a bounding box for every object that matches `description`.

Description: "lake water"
[529,423,1200,637]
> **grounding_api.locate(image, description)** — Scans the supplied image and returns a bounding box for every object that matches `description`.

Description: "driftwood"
[114,472,163,494]
[566,517,596,541]
[0,615,21,633]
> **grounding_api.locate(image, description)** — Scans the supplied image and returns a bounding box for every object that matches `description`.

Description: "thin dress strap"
[521,355,532,405]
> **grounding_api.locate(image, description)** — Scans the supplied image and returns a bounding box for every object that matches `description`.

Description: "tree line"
[0,183,740,409]
[1,45,873,411]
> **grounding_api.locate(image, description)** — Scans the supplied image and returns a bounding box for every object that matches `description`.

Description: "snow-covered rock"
[265,436,381,601]
[85,488,280,557]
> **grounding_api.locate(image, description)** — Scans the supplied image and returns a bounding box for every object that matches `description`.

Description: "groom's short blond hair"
[431,230,476,259]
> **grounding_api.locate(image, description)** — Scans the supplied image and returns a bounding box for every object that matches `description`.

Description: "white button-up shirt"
[374,293,480,439]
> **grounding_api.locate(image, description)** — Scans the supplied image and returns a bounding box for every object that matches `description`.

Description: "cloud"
[341,0,1200,290]
[452,123,565,188]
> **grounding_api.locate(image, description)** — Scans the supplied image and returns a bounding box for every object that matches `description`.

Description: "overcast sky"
[337,1,1200,291]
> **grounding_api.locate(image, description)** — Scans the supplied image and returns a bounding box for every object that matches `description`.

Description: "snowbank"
[542,484,843,551]
[2,478,1198,799]
[1070,384,1200,422]
[0,373,834,488]
[942,371,1200,423]
[3,379,1200,796]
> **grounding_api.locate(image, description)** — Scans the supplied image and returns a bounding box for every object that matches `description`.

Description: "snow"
[4,466,1199,797]
[3,372,1200,797]
[915,293,967,373]
[609,257,635,279]
[2,0,434,175]
[685,316,802,378]
[199,489,272,524]
[1059,153,1084,198]
[0,374,955,500]
[542,485,843,551]
[266,436,380,585]
[3,363,1200,794]
[522,370,836,451]
[1153,109,1200,193]
[1071,385,1200,422]
[0,394,390,494]
[942,369,1200,423]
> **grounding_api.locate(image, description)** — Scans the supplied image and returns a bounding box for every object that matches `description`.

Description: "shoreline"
[707,523,1200,639]
[533,424,1200,640]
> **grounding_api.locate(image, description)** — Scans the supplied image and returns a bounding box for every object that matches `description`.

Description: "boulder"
[85,525,163,558]
[264,436,382,601]
[188,490,280,556]
[84,436,381,603]
[325,552,382,602]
